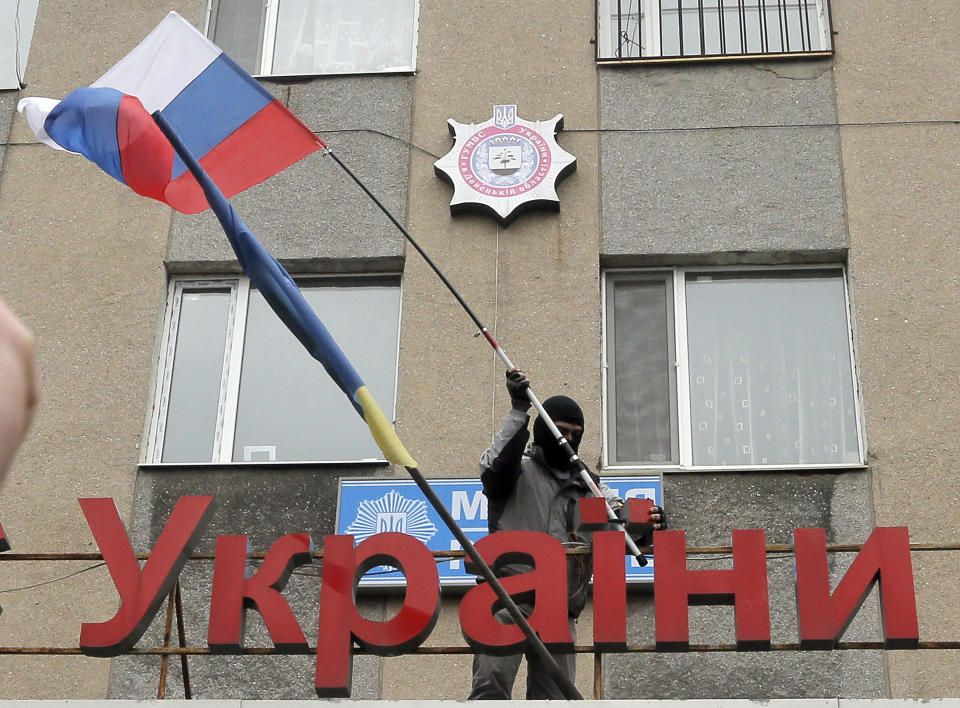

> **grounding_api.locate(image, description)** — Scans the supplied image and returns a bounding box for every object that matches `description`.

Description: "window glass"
[151,276,401,465]
[161,289,231,463]
[210,0,264,75]
[685,271,860,466]
[274,0,417,75]
[210,0,418,76]
[605,268,861,469]
[609,276,676,464]
[232,280,400,462]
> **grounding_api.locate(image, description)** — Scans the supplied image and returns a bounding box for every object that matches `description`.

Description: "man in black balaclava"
[468,369,665,700]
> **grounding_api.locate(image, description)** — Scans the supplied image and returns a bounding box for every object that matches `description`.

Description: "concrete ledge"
[0,701,959,707]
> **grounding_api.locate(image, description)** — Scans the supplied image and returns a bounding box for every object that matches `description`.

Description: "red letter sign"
[795,527,919,648]
[459,531,572,653]
[583,497,655,650]
[208,533,313,651]
[315,533,440,698]
[655,529,770,650]
[79,496,214,656]
[0,520,10,553]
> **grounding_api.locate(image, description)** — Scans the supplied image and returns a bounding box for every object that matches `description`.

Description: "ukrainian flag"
[155,112,417,468]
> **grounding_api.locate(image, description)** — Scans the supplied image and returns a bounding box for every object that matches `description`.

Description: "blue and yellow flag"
[155,112,417,468]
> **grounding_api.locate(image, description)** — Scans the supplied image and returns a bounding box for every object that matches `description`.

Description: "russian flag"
[17,12,323,214]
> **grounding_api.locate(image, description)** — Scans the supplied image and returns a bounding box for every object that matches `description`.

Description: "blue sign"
[336,476,661,588]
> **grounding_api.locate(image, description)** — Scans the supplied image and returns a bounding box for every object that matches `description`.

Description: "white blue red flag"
[18,12,323,213]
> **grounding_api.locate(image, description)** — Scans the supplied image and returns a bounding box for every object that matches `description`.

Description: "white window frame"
[143,274,403,466]
[204,0,420,77]
[0,0,40,90]
[596,0,832,61]
[601,264,865,472]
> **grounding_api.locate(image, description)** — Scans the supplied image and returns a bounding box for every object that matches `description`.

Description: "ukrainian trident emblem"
[434,104,577,226]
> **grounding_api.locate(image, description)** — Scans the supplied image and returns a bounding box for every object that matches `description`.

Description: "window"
[603,267,862,469]
[207,0,419,77]
[146,275,402,464]
[1,0,39,90]
[596,0,832,61]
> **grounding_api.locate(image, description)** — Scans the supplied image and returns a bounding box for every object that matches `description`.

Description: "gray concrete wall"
[831,0,960,697]
[165,75,412,273]
[595,44,884,699]
[0,93,13,174]
[599,61,845,264]
[0,1,201,699]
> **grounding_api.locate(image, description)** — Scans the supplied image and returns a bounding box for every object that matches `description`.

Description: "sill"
[596,49,833,66]
[254,68,416,82]
[138,459,391,470]
[602,462,867,474]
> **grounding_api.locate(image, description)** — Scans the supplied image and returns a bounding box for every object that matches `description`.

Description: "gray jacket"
[479,408,620,617]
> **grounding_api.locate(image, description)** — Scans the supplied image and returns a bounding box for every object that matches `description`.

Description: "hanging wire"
[13,0,26,89]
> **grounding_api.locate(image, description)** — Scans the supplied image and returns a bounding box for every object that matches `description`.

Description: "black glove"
[505,369,531,411]
[616,501,667,545]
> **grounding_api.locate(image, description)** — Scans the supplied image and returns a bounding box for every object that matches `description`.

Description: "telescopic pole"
[324,148,648,566]
[155,118,582,699]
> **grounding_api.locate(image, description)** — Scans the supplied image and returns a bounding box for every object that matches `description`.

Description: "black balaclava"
[533,395,584,470]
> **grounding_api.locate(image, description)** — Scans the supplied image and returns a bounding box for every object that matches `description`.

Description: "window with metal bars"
[597,0,832,62]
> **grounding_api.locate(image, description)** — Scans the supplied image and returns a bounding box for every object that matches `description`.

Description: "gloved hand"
[505,368,531,411]
[649,504,667,531]
[616,501,668,545]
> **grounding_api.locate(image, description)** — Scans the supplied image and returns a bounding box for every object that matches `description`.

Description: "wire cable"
[0,562,105,594]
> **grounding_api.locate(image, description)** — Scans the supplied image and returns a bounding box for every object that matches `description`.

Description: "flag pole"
[151,114,582,700]
[402,463,583,700]
[324,148,648,566]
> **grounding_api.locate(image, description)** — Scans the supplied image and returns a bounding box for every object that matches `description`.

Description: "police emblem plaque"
[434,104,577,226]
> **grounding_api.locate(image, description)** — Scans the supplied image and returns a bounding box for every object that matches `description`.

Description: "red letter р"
[458,531,572,654]
[315,533,440,698]
[78,496,215,657]
[208,533,313,652]
[655,529,770,650]
[795,527,919,649]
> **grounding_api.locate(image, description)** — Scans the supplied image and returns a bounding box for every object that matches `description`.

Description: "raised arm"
[479,369,532,500]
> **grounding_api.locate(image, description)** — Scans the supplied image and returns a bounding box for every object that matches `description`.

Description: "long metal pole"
[151,117,581,699]
[324,148,648,566]
[404,464,582,699]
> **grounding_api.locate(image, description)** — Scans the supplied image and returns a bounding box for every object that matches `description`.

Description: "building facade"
[0,0,957,700]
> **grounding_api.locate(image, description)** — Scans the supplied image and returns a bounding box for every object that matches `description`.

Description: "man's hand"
[616,501,668,546]
[648,505,667,531]
[505,368,531,411]
[0,299,39,485]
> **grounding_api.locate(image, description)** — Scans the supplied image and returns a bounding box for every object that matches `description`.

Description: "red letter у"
[78,495,215,657]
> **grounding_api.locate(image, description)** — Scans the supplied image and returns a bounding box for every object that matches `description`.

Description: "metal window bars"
[599,0,832,62]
